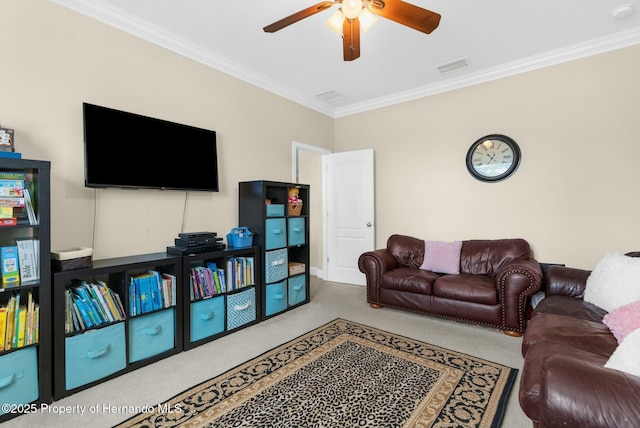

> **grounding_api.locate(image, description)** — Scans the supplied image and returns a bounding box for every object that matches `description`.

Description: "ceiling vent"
[316,90,346,103]
[437,57,469,73]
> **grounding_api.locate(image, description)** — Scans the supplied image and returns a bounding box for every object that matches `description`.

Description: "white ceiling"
[54,0,640,118]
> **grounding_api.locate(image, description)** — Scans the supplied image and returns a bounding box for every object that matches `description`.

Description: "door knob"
[366,222,372,227]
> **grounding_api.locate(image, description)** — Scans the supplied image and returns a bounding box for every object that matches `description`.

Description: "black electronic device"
[83,102,219,192]
[166,243,225,256]
[174,236,222,248]
[178,231,217,240]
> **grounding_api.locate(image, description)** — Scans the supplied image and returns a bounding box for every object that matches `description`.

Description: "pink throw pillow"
[603,300,640,343]
[420,240,462,275]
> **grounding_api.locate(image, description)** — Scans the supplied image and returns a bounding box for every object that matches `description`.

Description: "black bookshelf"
[239,180,311,321]
[51,253,183,400]
[182,246,259,350]
[0,158,51,422]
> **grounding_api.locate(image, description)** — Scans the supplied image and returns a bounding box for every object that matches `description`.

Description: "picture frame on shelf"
[0,128,15,153]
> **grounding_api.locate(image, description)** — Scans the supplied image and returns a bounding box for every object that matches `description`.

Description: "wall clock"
[466,134,521,182]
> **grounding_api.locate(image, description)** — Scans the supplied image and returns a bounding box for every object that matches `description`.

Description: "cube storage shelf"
[182,246,259,351]
[1,176,309,411]
[52,252,184,400]
[0,159,52,423]
[239,180,310,321]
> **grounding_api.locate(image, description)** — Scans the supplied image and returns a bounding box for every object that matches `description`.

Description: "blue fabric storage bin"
[128,308,175,363]
[190,296,225,342]
[287,217,305,246]
[65,323,126,390]
[0,347,39,413]
[266,204,285,217]
[265,249,288,284]
[265,280,288,316]
[227,287,256,330]
[265,218,287,250]
[288,274,307,306]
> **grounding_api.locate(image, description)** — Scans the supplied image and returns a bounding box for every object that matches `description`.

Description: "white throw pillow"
[584,253,640,313]
[604,328,640,377]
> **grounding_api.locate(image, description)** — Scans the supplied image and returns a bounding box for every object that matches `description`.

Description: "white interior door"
[325,149,375,285]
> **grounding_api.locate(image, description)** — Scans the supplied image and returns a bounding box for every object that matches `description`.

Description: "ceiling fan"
[263,0,441,61]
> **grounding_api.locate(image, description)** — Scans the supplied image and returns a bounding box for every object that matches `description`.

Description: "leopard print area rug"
[115,319,517,428]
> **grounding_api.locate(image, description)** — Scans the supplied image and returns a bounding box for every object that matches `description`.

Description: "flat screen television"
[83,102,219,192]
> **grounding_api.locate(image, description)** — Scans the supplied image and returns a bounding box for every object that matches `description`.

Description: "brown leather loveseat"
[519,262,640,427]
[358,234,542,336]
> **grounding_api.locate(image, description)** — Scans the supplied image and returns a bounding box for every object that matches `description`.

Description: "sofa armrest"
[359,248,398,274]
[496,258,543,297]
[496,258,543,332]
[545,265,591,298]
[358,249,399,304]
[539,355,640,428]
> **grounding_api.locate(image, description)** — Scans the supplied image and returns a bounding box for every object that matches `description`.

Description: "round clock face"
[466,134,521,182]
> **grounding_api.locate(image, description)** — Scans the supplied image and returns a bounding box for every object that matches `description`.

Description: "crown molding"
[53,0,640,119]
[333,27,640,117]
[52,0,336,116]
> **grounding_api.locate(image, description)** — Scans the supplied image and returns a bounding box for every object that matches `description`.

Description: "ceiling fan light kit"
[263,0,441,61]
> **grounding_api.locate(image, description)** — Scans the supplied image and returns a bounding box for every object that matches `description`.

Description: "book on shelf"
[224,257,254,291]
[206,262,225,294]
[4,294,17,349]
[0,218,17,227]
[0,183,36,225]
[129,277,139,316]
[146,270,166,310]
[95,280,125,322]
[0,179,24,188]
[0,291,39,350]
[0,171,25,180]
[0,187,23,197]
[16,238,39,282]
[0,307,7,351]
[129,272,169,315]
[0,206,14,218]
[138,274,154,313]
[1,245,20,284]
[159,272,176,308]
[16,305,26,347]
[0,197,25,207]
[22,187,37,225]
[189,264,227,300]
[65,281,125,332]
[70,286,97,328]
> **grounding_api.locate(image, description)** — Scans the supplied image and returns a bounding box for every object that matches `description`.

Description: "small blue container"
[227,227,254,248]
[266,204,285,217]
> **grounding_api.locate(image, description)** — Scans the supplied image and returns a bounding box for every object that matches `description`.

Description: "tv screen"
[83,103,219,192]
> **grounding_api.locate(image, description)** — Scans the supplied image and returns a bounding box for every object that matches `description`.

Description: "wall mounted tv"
[83,102,219,192]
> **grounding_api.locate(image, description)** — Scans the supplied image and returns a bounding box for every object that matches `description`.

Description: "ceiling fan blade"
[369,0,441,34]
[343,18,361,61]
[264,1,335,33]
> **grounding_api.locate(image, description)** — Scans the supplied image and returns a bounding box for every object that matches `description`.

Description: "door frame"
[292,141,331,280]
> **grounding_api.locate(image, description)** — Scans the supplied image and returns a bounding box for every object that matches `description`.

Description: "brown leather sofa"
[358,234,542,336]
[519,264,640,427]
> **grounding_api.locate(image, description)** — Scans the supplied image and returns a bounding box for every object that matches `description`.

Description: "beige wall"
[2,2,638,270]
[335,45,640,269]
[298,149,324,273]
[1,2,334,260]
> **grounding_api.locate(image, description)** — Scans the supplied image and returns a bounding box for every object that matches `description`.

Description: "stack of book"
[0,171,37,226]
[226,256,255,291]
[0,239,39,285]
[190,262,226,300]
[128,270,177,316]
[0,291,39,350]
[65,280,126,333]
